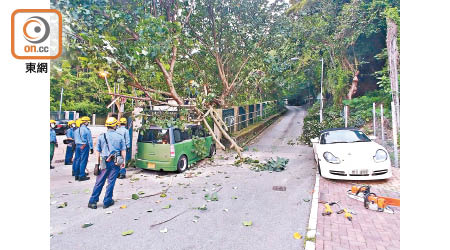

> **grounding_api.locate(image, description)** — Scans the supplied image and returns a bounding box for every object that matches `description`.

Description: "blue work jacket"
[66,127,74,139]
[96,129,126,157]
[74,124,93,149]
[116,126,131,149]
[50,128,57,143]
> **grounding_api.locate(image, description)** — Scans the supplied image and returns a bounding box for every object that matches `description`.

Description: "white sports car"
[311,128,392,180]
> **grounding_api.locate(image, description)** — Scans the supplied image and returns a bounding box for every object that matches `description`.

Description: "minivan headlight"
[323,152,341,164]
[373,149,388,162]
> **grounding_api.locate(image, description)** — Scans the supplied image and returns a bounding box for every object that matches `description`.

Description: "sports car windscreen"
[320,130,371,144]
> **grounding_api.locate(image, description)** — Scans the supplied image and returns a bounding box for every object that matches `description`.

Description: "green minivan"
[135,124,216,172]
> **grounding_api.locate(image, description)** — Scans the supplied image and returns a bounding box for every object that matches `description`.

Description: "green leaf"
[163,204,171,209]
[132,194,140,200]
[82,223,93,228]
[121,230,134,236]
[242,221,253,226]
[57,202,68,208]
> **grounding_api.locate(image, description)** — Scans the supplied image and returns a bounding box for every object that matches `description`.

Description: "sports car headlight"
[373,149,388,162]
[323,152,341,164]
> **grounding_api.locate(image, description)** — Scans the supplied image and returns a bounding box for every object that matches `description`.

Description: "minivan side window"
[192,126,205,137]
[181,129,192,141]
[173,129,183,143]
[199,128,206,137]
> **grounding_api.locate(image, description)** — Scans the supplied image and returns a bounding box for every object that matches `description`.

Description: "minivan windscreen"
[138,129,170,144]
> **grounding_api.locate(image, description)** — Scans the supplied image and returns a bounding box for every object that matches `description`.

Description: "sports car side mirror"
[369,135,377,140]
[310,137,319,144]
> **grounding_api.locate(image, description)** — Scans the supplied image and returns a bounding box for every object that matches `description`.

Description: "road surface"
[50,106,316,250]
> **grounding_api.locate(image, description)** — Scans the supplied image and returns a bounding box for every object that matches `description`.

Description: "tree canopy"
[51,0,400,118]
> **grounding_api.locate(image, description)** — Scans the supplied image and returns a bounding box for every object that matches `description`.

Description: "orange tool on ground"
[347,185,400,213]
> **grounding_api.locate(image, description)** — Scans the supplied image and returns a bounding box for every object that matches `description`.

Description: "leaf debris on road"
[197,204,207,210]
[82,223,93,228]
[57,202,68,208]
[293,232,302,239]
[122,230,134,236]
[242,221,253,226]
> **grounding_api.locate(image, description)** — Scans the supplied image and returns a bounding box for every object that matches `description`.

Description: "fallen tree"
[54,0,249,157]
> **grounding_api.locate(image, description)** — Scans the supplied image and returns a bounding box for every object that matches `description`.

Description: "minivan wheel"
[208,144,216,157]
[176,155,188,173]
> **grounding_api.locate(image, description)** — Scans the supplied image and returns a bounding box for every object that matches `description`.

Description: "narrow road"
[50,106,316,250]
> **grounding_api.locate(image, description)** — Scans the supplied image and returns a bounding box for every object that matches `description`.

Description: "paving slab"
[315,169,400,250]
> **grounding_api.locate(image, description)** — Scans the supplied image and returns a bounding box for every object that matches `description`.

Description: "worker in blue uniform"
[73,116,93,181]
[88,117,126,209]
[50,120,58,169]
[64,120,76,165]
[72,119,82,177]
[116,117,131,179]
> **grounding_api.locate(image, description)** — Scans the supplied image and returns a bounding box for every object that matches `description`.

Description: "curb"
[305,171,320,250]
[238,113,283,146]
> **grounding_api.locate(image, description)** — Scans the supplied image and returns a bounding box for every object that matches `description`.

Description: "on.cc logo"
[11,9,62,60]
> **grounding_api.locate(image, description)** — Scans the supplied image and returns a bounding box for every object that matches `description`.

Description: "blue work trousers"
[119,167,126,176]
[72,145,79,175]
[89,161,120,206]
[74,144,89,178]
[126,147,131,162]
[65,144,74,165]
[119,148,131,176]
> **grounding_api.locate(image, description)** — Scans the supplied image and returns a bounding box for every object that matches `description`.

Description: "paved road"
[50,106,316,250]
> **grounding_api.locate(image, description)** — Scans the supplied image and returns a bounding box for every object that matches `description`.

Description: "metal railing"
[222,106,279,132]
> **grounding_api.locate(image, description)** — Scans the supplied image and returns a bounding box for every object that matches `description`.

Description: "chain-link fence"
[343,102,400,168]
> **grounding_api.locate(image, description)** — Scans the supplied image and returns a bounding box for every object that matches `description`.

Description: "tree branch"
[169,45,177,77]
[229,56,250,90]
[155,57,184,105]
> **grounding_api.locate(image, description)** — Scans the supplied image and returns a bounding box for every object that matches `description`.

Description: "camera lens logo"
[23,16,50,44]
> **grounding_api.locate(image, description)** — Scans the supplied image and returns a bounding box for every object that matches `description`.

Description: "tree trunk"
[208,107,242,157]
[347,71,359,100]
[386,17,400,129]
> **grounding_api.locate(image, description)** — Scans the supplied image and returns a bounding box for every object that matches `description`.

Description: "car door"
[172,128,187,161]
[199,126,211,158]
[181,127,195,163]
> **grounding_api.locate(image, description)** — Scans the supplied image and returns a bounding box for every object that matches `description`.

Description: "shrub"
[343,90,392,121]
[300,103,345,146]
[300,90,393,146]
